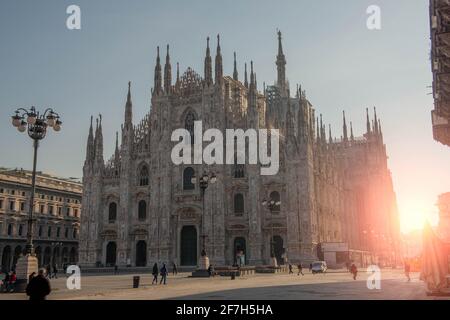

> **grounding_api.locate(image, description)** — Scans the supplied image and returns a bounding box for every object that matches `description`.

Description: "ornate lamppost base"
[191,255,211,278]
[14,254,38,292]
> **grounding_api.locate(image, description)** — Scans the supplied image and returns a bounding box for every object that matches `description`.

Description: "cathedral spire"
[204,37,213,86]
[244,62,249,88]
[125,81,132,127]
[215,34,223,84]
[154,46,163,95]
[233,52,238,81]
[276,30,287,91]
[316,117,320,142]
[329,124,333,144]
[350,121,355,141]
[164,44,172,94]
[95,114,104,163]
[176,62,180,87]
[114,131,120,159]
[343,110,348,142]
[366,108,371,135]
[373,107,379,135]
[85,116,94,164]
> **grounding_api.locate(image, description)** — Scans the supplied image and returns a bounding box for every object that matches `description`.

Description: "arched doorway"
[53,247,60,267]
[43,247,51,266]
[273,236,284,265]
[233,237,247,266]
[12,246,22,269]
[1,246,12,272]
[69,247,77,264]
[61,247,68,265]
[105,242,117,266]
[180,226,197,266]
[135,241,147,267]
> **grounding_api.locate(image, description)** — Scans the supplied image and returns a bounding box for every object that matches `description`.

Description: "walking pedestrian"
[52,265,58,279]
[297,263,304,276]
[152,263,158,284]
[160,263,167,285]
[26,269,51,301]
[404,262,411,282]
[45,265,51,279]
[114,264,118,275]
[288,264,293,274]
[172,262,178,276]
[309,263,313,272]
[350,263,358,280]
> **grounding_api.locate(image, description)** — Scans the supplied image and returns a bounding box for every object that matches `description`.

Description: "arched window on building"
[38,226,43,238]
[73,228,78,239]
[185,111,196,145]
[138,165,149,186]
[234,193,244,216]
[108,202,117,223]
[138,200,147,221]
[183,167,195,191]
[47,226,52,238]
[7,224,12,237]
[270,191,281,213]
[65,228,69,239]
[18,225,23,237]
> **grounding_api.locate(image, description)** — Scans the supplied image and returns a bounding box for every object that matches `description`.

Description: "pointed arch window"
[138,200,147,221]
[234,193,244,216]
[139,165,149,186]
[185,111,196,145]
[183,167,195,190]
[109,202,117,223]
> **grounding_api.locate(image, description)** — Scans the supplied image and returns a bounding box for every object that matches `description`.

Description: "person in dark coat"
[350,264,358,280]
[297,263,304,276]
[26,269,51,301]
[159,263,167,285]
[404,262,411,282]
[172,262,178,276]
[52,265,58,279]
[152,263,158,284]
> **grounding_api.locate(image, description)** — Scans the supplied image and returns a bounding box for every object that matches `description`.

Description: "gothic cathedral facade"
[79,32,401,268]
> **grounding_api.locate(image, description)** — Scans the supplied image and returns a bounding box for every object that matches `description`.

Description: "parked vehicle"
[311,261,327,274]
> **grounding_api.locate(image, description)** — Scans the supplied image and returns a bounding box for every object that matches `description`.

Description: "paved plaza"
[0,269,446,300]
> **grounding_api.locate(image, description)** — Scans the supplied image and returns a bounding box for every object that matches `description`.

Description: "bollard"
[231,272,236,280]
[133,276,140,288]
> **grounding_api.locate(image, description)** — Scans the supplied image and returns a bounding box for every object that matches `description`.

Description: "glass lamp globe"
[47,115,55,127]
[191,175,197,184]
[12,115,21,127]
[210,174,217,184]
[27,113,37,125]
[18,121,27,133]
[53,120,62,132]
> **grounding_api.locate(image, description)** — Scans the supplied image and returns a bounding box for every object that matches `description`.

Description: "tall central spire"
[215,34,223,84]
[125,81,132,127]
[276,30,287,91]
[164,45,172,94]
[154,46,162,95]
[244,62,249,88]
[204,37,213,86]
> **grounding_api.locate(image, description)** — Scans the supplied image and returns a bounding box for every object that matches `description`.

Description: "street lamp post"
[262,197,281,267]
[191,171,216,277]
[11,106,62,291]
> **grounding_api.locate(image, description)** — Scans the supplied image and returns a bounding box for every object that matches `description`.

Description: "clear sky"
[1,0,448,233]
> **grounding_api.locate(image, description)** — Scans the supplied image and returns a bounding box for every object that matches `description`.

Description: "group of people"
[151,262,169,285]
[288,263,305,275]
[0,270,17,292]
